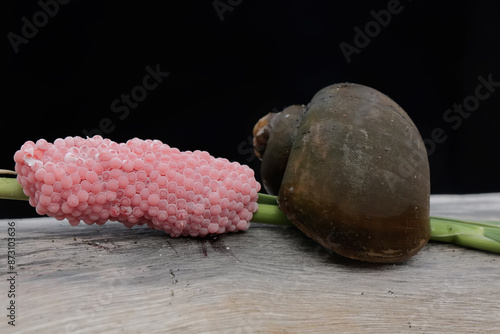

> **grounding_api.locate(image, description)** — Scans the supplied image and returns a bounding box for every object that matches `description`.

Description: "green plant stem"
[1,177,499,254]
[251,203,292,226]
[257,193,281,205]
[0,177,28,201]
[255,193,292,225]
[430,216,500,253]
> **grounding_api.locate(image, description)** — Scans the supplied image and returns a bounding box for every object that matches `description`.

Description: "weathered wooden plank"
[1,194,499,333]
[430,192,500,221]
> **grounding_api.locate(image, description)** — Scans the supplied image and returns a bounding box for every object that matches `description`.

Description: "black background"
[2,0,500,218]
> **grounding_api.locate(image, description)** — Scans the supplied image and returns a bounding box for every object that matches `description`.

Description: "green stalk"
[257,193,281,205]
[254,193,294,226]
[430,216,500,253]
[2,176,499,254]
[252,202,292,226]
[0,177,29,201]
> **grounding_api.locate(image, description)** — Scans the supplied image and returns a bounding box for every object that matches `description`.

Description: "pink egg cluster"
[14,136,261,237]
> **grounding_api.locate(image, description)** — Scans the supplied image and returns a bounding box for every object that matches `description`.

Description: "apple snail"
[253,83,431,263]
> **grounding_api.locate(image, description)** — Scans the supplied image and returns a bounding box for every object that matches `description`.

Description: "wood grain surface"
[1,194,499,333]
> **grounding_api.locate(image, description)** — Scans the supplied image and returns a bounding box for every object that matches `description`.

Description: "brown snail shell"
[255,83,431,263]
[253,105,307,195]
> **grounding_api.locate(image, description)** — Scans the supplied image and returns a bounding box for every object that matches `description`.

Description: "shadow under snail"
[253,83,431,263]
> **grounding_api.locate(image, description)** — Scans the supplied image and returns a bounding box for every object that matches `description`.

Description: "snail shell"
[256,83,431,263]
[253,105,307,195]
